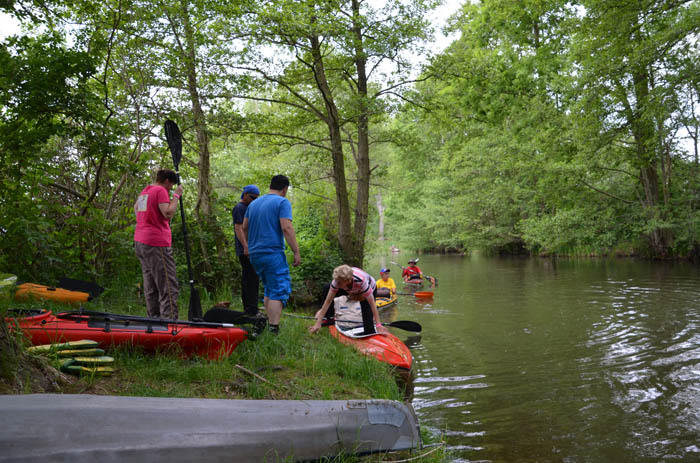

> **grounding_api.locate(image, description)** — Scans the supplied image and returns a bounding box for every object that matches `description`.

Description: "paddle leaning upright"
[164,120,202,321]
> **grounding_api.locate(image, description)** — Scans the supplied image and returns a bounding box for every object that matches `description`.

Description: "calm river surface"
[370,254,700,463]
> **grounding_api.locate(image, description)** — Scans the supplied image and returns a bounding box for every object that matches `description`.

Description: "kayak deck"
[330,324,412,370]
[0,394,421,462]
[376,293,398,311]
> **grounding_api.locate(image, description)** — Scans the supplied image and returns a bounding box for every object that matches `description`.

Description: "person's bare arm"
[280,218,300,266]
[240,217,249,255]
[309,288,337,334]
[158,185,183,220]
[235,220,248,255]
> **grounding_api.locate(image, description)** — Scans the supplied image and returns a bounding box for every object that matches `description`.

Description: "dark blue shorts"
[249,252,291,304]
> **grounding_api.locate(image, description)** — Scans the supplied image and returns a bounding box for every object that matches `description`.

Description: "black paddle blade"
[164,120,182,170]
[387,320,422,332]
[188,287,202,321]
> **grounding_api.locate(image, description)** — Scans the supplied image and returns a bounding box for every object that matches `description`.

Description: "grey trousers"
[134,241,179,319]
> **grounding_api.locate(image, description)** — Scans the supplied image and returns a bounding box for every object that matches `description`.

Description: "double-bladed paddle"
[164,120,202,321]
[282,312,421,332]
[397,291,434,298]
[390,260,438,287]
[57,309,252,329]
[323,318,422,332]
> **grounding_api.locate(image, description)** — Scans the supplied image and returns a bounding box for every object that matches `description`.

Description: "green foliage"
[289,199,344,306]
[382,0,700,259]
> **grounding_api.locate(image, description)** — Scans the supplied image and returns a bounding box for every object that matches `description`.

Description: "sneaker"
[252,316,268,336]
[268,324,279,335]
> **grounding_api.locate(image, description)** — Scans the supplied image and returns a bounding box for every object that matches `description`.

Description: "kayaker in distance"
[402,259,423,283]
[133,169,183,320]
[376,268,396,297]
[309,265,388,335]
[241,175,301,335]
[232,184,260,317]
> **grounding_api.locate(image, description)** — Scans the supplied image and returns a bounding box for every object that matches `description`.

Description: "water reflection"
[370,255,700,462]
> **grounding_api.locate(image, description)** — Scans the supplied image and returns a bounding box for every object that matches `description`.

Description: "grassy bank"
[0,289,448,462]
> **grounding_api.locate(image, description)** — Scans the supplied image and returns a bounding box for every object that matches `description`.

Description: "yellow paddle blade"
[72,356,114,365]
[27,340,99,354]
[62,365,114,376]
[57,348,105,357]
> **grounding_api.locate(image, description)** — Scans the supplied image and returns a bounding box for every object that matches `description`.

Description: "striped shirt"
[330,267,376,299]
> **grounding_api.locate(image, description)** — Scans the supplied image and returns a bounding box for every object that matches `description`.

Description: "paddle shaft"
[282,313,421,332]
[165,120,202,321]
[57,310,246,329]
[329,319,422,333]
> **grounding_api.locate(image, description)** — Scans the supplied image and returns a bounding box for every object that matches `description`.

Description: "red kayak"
[7,309,248,360]
[329,325,412,370]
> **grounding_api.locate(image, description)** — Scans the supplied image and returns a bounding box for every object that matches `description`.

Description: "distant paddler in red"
[402,258,423,284]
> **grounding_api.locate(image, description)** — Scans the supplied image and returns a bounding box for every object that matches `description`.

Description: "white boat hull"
[0,394,421,462]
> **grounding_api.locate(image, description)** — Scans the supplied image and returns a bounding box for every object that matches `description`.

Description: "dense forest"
[1,0,699,302]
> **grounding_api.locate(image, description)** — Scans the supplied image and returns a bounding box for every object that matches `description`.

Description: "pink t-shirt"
[330,267,376,299]
[134,184,172,247]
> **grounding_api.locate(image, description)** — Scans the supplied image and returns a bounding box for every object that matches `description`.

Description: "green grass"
[95,317,403,401]
[1,287,450,462]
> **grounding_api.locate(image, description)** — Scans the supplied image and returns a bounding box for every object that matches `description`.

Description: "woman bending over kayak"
[309,265,388,335]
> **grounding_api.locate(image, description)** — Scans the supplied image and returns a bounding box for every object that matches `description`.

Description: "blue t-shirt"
[244,193,293,254]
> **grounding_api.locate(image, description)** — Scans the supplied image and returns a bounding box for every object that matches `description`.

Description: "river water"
[371,254,700,463]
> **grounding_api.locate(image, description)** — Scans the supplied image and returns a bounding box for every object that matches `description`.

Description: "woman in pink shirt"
[309,265,387,335]
[134,169,183,319]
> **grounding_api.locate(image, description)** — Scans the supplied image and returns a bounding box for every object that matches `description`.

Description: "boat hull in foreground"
[0,394,421,463]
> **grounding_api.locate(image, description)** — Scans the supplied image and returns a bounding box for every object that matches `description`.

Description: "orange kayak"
[329,325,412,370]
[14,283,91,304]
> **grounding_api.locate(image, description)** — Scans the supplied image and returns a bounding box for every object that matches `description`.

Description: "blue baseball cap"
[380,268,390,273]
[241,184,260,199]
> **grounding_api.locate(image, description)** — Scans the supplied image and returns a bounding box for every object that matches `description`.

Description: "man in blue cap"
[232,184,260,316]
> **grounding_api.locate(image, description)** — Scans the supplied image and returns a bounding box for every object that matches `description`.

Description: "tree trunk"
[632,64,670,257]
[376,193,385,241]
[178,0,228,279]
[309,32,354,263]
[349,0,370,268]
[180,0,212,220]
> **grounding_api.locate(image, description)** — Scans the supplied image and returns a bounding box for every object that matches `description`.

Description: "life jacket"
[333,295,363,328]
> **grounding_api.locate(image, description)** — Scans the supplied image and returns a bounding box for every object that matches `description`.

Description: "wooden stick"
[235,364,314,397]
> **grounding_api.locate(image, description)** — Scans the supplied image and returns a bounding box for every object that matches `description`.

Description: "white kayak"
[0,394,421,462]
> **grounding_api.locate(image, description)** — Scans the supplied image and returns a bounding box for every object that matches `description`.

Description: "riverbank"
[1,294,447,462]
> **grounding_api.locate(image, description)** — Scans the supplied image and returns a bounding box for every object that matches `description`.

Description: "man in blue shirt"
[241,175,301,334]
